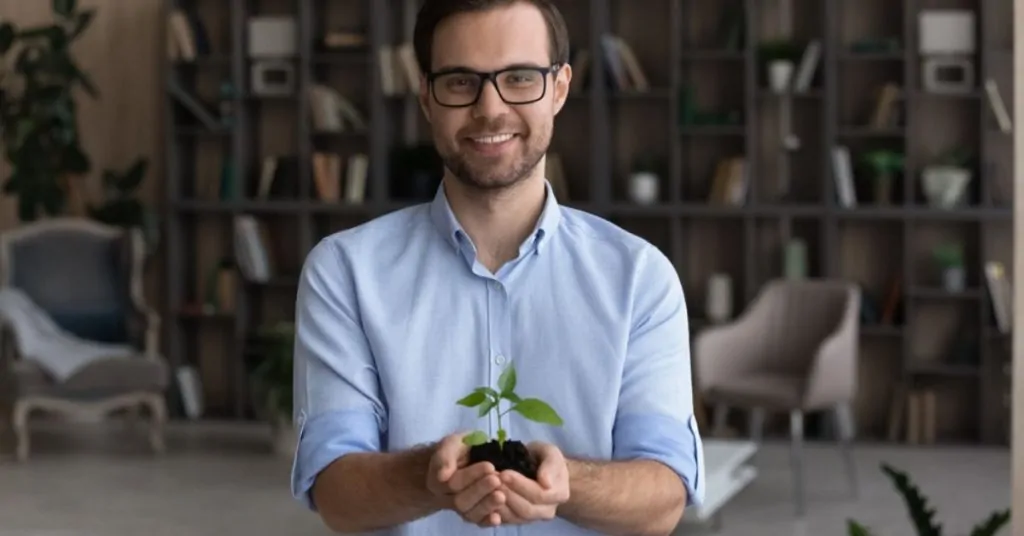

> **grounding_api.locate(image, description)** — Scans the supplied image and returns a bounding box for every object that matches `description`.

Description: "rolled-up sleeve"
[612,244,705,507]
[290,238,387,511]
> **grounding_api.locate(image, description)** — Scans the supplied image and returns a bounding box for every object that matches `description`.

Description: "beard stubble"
[440,116,551,192]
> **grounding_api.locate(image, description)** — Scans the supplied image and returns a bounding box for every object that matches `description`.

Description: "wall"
[1013,0,1023,532]
[0,0,163,231]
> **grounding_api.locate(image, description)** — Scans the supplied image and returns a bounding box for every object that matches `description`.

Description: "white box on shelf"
[247,16,297,57]
[919,10,976,55]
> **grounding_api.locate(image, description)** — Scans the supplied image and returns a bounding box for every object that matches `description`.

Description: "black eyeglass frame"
[426,63,563,108]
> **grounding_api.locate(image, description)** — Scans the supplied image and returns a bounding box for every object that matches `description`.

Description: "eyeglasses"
[427,64,562,107]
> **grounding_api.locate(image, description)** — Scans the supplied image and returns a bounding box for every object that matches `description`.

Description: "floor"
[0,421,1012,536]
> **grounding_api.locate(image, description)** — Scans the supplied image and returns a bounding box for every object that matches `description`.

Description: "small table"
[677,439,758,529]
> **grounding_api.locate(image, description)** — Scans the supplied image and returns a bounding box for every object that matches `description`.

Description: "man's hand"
[495,441,570,525]
[425,432,507,527]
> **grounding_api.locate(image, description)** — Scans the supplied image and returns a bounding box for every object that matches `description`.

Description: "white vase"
[769,60,794,93]
[628,172,659,205]
[706,274,733,323]
[943,267,966,292]
[922,166,971,208]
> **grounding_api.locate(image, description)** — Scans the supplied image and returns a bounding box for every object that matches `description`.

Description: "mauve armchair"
[693,278,861,516]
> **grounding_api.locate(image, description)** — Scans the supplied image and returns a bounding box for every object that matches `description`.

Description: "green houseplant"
[87,157,159,255]
[862,150,904,205]
[932,242,965,292]
[249,321,295,456]
[457,363,563,480]
[0,0,98,221]
[847,463,1010,536]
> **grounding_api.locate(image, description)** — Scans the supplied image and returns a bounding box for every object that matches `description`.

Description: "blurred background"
[0,0,1017,535]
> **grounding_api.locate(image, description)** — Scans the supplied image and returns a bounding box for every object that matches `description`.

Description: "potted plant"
[932,243,965,292]
[456,363,563,480]
[847,463,1009,535]
[87,157,159,255]
[757,39,802,92]
[249,321,296,457]
[0,0,98,221]
[862,150,904,205]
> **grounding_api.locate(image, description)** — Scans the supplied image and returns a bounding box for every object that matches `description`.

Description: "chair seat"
[10,355,169,400]
[705,373,805,411]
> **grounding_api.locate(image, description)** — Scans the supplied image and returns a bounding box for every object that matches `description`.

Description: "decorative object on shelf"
[932,242,965,292]
[0,0,97,221]
[846,463,1010,536]
[626,155,662,205]
[783,239,808,279]
[247,15,297,57]
[705,273,733,323]
[918,10,976,95]
[248,321,296,458]
[87,157,160,255]
[757,39,802,91]
[251,59,296,97]
[218,81,237,127]
[921,162,971,208]
[861,150,904,205]
[457,363,563,480]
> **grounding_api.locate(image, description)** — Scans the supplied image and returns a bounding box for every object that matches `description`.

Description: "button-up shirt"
[291,181,705,535]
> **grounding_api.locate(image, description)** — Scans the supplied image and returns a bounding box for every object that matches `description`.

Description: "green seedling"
[456,363,563,449]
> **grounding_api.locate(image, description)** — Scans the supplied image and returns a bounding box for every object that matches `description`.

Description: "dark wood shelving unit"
[161,0,1013,446]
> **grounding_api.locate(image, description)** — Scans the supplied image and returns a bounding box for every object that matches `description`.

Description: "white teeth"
[473,134,514,144]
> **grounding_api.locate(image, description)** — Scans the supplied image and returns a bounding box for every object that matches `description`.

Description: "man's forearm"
[312,446,444,533]
[559,458,687,536]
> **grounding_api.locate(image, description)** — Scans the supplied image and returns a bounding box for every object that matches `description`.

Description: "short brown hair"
[413,0,571,74]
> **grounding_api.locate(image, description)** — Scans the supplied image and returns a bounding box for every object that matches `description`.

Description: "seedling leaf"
[847,520,874,536]
[513,398,564,425]
[501,392,522,404]
[497,428,507,444]
[498,365,516,395]
[478,398,497,417]
[457,390,488,408]
[463,430,488,446]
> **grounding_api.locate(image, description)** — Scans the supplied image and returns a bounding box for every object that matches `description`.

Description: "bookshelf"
[162,0,1013,446]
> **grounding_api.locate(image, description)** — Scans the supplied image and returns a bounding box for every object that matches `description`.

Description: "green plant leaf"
[53,0,77,17]
[456,390,488,408]
[881,463,942,536]
[477,397,497,418]
[497,428,507,444]
[968,509,1011,536]
[116,158,148,193]
[70,10,95,40]
[498,364,516,395]
[0,23,14,55]
[501,392,522,404]
[462,430,488,446]
[846,520,875,536]
[512,398,563,426]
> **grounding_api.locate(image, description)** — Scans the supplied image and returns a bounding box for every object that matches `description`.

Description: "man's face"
[420,2,570,191]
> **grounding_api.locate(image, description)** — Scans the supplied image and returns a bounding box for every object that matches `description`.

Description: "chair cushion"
[705,374,805,411]
[10,356,168,400]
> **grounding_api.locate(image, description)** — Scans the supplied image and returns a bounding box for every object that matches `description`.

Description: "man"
[290,0,705,534]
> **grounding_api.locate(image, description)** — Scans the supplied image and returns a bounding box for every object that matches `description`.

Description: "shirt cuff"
[290,409,382,510]
[612,412,705,507]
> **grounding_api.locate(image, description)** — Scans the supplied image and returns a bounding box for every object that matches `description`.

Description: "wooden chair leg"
[12,400,30,462]
[142,394,167,454]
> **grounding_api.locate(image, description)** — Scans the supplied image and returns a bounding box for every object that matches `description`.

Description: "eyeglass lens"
[433,69,546,106]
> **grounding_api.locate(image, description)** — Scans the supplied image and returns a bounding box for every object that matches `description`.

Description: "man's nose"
[472,80,510,118]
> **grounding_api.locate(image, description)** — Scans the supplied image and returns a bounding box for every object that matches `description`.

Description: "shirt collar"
[428,179,563,256]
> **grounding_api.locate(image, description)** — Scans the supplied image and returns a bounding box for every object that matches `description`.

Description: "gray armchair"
[694,279,861,516]
[0,218,169,461]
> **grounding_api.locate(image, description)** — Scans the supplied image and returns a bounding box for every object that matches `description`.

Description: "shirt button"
[495,354,507,365]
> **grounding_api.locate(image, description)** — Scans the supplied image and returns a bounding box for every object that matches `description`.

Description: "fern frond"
[968,509,1010,536]
[880,463,943,536]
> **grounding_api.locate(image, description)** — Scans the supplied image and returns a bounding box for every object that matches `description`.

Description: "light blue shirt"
[291,181,705,535]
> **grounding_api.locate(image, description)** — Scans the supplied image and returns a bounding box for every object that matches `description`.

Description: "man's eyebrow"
[430,62,550,73]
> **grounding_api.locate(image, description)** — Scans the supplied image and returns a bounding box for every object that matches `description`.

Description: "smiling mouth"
[468,133,517,144]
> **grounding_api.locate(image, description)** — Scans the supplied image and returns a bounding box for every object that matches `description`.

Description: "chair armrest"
[693,319,765,391]
[803,289,860,409]
[128,304,161,359]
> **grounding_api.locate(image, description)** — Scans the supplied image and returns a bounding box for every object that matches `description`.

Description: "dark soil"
[468,439,538,480]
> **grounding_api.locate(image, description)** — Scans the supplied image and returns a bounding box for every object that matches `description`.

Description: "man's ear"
[418,76,432,123]
[552,64,572,116]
